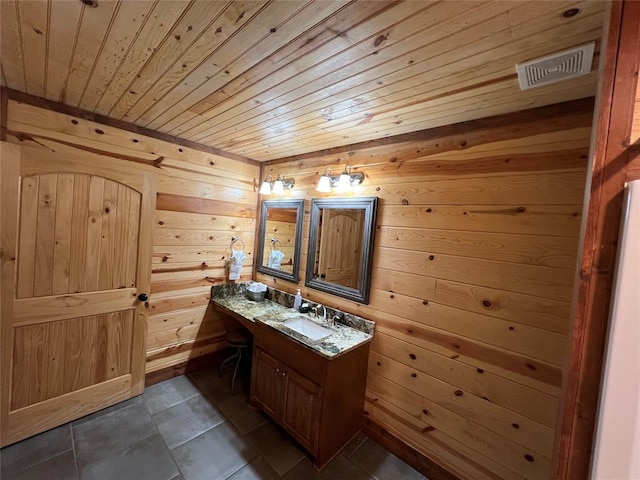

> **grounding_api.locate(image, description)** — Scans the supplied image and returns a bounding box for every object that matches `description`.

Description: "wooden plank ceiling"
[0,0,606,161]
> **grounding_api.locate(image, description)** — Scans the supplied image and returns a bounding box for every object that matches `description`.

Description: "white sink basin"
[283,317,333,341]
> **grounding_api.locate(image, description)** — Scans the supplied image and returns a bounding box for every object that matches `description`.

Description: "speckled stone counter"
[211,284,374,359]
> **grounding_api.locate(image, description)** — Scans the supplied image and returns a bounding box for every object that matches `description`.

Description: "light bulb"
[316,173,332,193]
[337,172,351,193]
[259,180,271,195]
[273,177,284,194]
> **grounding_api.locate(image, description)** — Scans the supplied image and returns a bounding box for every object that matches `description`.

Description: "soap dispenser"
[293,289,302,311]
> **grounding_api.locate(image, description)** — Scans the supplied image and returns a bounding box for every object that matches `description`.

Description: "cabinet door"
[282,367,322,452]
[251,348,283,419]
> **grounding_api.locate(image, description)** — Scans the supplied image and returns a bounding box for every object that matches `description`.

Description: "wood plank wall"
[257,101,594,480]
[3,98,260,374]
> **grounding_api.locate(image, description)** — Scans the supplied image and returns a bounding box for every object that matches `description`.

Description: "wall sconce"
[259,174,294,195]
[316,166,364,193]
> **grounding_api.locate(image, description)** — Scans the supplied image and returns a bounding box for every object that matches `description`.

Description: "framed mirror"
[256,199,304,283]
[306,197,378,304]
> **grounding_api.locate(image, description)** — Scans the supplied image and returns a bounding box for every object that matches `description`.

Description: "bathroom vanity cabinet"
[249,319,370,470]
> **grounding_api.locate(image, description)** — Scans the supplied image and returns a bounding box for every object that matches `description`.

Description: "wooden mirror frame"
[256,199,304,283]
[305,197,378,304]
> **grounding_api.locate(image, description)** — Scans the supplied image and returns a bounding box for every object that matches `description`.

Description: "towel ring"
[230,236,246,251]
[270,237,282,250]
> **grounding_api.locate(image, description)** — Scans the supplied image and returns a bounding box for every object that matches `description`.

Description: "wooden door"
[317,209,364,288]
[281,367,321,452]
[0,143,156,447]
[251,347,283,419]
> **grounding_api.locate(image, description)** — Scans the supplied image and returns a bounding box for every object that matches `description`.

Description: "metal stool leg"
[219,348,240,375]
[231,347,243,395]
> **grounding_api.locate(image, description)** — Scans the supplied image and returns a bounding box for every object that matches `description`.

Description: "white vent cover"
[516,42,595,90]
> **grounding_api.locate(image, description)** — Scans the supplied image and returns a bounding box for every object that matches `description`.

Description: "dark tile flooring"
[0,368,427,480]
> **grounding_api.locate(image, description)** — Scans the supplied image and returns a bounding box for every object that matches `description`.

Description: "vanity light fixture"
[273,175,285,194]
[316,169,333,193]
[315,165,365,193]
[259,174,295,195]
[336,166,352,193]
[259,175,273,195]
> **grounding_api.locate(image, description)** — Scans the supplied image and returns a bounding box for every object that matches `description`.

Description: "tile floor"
[0,367,427,480]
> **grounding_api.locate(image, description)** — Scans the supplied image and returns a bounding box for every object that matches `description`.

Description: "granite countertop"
[211,295,373,359]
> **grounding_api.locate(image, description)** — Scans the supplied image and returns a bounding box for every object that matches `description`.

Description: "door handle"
[137,293,149,302]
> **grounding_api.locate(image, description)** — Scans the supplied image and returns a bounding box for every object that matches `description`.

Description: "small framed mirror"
[306,197,378,304]
[256,199,304,283]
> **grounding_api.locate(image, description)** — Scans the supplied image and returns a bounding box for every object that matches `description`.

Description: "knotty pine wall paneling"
[257,100,594,480]
[3,97,260,374]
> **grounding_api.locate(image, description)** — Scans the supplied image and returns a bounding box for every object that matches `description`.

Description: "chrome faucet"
[313,304,326,321]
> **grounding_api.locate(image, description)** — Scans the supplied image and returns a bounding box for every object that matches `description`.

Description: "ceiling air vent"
[516,42,595,90]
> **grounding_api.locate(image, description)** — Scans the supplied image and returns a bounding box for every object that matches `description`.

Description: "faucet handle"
[331,313,343,325]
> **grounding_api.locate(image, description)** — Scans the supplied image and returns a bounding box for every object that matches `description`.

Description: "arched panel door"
[0,143,156,446]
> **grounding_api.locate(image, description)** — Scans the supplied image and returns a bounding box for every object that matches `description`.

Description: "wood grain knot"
[428,255,434,261]
[376,361,381,366]
[374,34,388,47]
[71,119,78,125]
[33,28,43,35]
[422,409,429,416]
[525,363,537,370]
[270,27,277,33]
[454,390,463,396]
[411,373,417,378]
[515,207,526,214]
[422,300,428,305]
[482,300,492,308]
[409,353,416,360]
[509,326,515,331]
[389,294,394,299]
[476,368,484,374]
[401,199,409,205]
[452,343,460,349]
[132,138,139,143]
[512,423,520,429]
[524,454,534,462]
[425,208,432,213]
[158,221,164,225]
[210,161,215,165]
[563,8,579,17]
[407,329,414,334]
[95,129,104,135]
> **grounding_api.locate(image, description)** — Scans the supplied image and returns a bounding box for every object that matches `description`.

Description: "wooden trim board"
[264,97,594,166]
[0,87,259,166]
[363,417,461,480]
[555,1,640,479]
[144,348,231,387]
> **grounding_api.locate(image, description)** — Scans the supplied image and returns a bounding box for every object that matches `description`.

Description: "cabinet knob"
[137,293,149,302]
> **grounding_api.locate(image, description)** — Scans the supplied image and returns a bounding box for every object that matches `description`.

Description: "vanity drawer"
[254,321,325,385]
